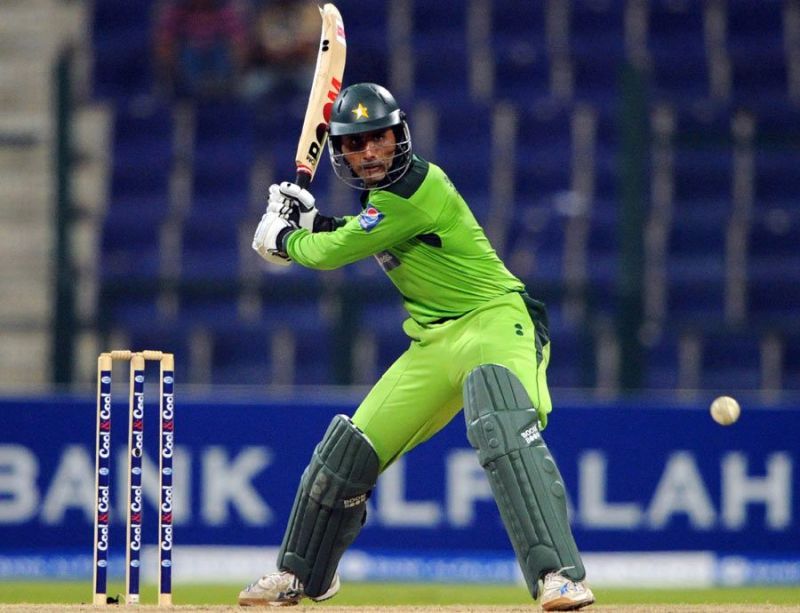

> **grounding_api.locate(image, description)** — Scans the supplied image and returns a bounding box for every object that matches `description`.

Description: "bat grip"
[295,170,312,189]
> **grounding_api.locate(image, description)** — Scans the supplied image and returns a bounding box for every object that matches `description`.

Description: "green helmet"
[327,83,413,190]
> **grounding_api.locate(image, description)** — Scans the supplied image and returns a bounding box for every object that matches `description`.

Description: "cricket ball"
[710,395,741,426]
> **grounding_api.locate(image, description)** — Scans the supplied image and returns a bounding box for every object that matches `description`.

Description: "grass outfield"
[1,582,799,607]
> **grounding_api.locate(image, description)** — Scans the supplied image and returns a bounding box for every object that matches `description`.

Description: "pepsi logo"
[358,206,384,232]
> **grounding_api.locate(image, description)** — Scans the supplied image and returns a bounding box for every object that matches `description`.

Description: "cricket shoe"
[540,567,595,611]
[238,570,340,607]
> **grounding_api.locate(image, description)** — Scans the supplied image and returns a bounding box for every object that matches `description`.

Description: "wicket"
[93,350,175,606]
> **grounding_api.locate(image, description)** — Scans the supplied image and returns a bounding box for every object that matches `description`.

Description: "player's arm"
[286,195,434,269]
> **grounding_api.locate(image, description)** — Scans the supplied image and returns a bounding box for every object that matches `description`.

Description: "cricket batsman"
[241,83,595,611]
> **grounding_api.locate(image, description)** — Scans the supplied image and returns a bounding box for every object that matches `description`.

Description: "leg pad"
[278,415,379,597]
[464,364,585,598]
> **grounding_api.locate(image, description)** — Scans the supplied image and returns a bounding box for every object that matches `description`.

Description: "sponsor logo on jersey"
[358,206,384,232]
[374,250,401,271]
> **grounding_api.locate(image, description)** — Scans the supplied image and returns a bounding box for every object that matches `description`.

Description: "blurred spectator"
[242,0,319,117]
[154,0,249,100]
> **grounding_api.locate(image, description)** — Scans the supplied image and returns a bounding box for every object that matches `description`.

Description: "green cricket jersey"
[285,155,525,324]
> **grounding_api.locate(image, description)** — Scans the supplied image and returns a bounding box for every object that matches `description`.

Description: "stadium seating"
[90,0,799,392]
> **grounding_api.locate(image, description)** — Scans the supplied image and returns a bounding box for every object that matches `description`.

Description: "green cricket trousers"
[352,290,552,470]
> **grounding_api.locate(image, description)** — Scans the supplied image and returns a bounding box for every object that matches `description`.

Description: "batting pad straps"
[278,414,379,598]
[464,364,585,599]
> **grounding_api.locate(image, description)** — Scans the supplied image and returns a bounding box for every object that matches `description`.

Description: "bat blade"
[294,3,346,188]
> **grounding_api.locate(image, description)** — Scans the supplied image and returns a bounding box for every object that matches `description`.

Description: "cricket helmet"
[328,83,413,190]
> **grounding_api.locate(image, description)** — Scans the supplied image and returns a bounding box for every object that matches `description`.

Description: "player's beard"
[359,159,390,186]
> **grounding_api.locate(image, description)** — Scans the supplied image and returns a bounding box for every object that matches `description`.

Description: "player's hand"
[252,210,295,266]
[268,182,318,231]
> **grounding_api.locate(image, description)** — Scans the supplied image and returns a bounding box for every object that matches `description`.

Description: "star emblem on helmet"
[352,103,369,119]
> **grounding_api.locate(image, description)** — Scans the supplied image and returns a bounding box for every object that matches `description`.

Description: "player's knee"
[279,415,379,597]
[463,364,540,450]
[311,414,380,499]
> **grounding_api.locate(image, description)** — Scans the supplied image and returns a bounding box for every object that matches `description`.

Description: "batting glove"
[252,210,295,266]
[268,182,318,231]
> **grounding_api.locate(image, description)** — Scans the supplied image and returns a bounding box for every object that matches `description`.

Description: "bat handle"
[295,170,312,189]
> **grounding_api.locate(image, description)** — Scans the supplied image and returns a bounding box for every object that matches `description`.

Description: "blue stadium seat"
[570,2,625,58]
[181,210,241,282]
[415,40,470,99]
[546,324,592,389]
[755,151,800,204]
[294,326,335,384]
[594,158,618,203]
[437,146,490,195]
[747,209,800,323]
[413,3,466,40]
[729,47,787,105]
[756,101,800,143]
[672,150,733,202]
[673,105,732,147]
[700,331,761,391]
[643,334,681,389]
[646,0,707,101]
[493,50,550,103]
[490,2,548,102]
[209,322,273,385]
[492,0,545,38]
[195,100,255,140]
[570,3,625,107]
[100,285,164,330]
[587,205,618,314]
[647,0,706,58]
[192,143,252,217]
[179,286,240,326]
[571,54,621,110]
[434,101,493,193]
[92,0,156,99]
[669,200,729,257]
[110,157,172,200]
[783,332,800,390]
[113,104,173,154]
[727,1,785,51]
[747,268,800,324]
[505,202,569,286]
[515,105,572,166]
[100,200,167,282]
[666,255,726,324]
[110,105,174,199]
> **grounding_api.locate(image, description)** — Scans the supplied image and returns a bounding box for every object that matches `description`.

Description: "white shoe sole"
[541,594,595,611]
[309,573,341,602]
[238,574,340,607]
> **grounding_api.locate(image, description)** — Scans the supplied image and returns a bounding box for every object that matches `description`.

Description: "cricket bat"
[294,3,347,189]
